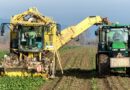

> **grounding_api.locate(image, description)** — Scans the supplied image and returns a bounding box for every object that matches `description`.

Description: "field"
[41,46,130,90]
[1,46,130,90]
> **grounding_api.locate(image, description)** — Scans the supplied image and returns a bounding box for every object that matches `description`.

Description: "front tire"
[96,54,98,72]
[97,54,110,76]
[126,67,130,75]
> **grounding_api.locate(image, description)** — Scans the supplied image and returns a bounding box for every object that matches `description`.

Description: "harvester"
[0,7,109,78]
[96,24,130,75]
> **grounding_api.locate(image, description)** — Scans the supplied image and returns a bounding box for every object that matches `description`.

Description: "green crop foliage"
[59,45,80,54]
[0,76,45,90]
[91,78,98,90]
[0,51,8,59]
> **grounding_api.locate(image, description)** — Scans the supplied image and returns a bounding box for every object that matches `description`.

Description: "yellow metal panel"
[11,7,55,26]
[54,16,102,50]
[20,53,22,60]
[5,71,48,78]
[39,52,42,61]
[28,53,33,59]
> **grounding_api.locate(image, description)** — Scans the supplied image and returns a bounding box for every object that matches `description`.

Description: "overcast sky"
[0,0,130,26]
[0,0,130,38]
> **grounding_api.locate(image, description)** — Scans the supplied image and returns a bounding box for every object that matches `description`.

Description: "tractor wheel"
[126,67,130,75]
[97,54,110,76]
[96,54,98,72]
[126,53,130,76]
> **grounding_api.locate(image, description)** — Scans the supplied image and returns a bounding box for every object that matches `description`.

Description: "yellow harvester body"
[0,7,108,78]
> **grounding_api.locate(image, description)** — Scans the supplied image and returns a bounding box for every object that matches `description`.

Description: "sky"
[0,0,130,38]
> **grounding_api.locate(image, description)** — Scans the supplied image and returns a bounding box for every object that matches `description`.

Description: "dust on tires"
[97,54,110,76]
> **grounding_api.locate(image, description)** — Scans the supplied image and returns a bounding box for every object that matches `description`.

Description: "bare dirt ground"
[40,46,130,90]
[0,43,9,50]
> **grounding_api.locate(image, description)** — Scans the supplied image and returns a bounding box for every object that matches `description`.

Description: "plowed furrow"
[41,46,130,90]
[97,77,111,90]
[57,48,87,90]
[67,52,84,90]
[80,79,91,90]
[107,76,124,90]
[41,48,78,90]
[107,76,118,90]
[124,77,130,89]
[52,51,80,90]
[117,76,129,90]
[79,48,92,90]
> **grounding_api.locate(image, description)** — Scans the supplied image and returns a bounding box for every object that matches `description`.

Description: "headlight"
[120,48,126,51]
[112,48,126,51]
[112,49,118,51]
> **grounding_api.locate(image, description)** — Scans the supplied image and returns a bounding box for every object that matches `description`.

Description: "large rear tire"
[126,53,130,76]
[96,54,98,72]
[97,54,110,76]
[126,67,130,75]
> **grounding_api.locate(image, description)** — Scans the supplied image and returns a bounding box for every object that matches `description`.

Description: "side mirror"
[1,23,5,36]
[95,30,98,36]
[56,24,61,35]
[56,23,61,31]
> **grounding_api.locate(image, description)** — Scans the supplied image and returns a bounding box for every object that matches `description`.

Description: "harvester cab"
[17,26,43,52]
[96,23,130,75]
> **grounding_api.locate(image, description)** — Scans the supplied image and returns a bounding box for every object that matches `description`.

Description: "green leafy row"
[0,51,8,59]
[0,77,45,90]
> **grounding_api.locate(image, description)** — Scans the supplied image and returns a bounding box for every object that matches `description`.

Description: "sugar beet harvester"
[0,8,108,78]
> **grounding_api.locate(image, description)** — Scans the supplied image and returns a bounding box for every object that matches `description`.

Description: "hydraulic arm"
[55,16,108,50]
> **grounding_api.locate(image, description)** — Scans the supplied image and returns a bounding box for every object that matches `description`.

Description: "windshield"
[19,26,43,51]
[107,28,128,43]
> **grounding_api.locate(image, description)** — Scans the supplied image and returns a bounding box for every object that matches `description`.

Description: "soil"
[30,46,130,90]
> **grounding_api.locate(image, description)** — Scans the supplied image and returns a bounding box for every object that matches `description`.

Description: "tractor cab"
[96,24,130,53]
[105,26,128,52]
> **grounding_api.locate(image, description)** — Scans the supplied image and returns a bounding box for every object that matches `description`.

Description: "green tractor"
[95,24,130,75]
